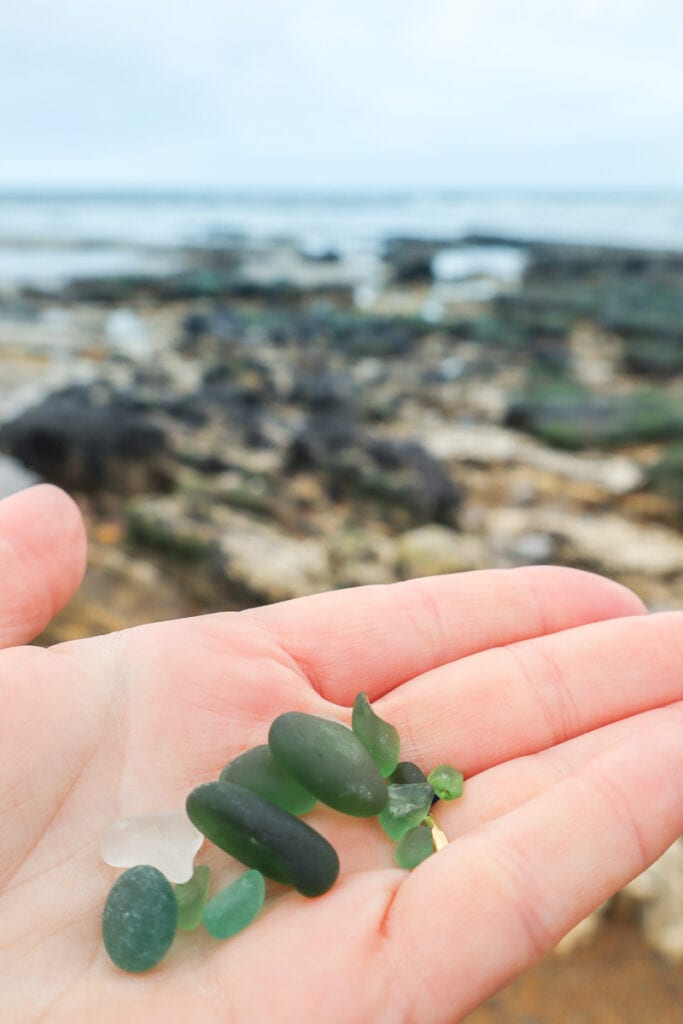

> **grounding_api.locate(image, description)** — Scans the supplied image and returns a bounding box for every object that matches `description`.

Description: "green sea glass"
[203,870,266,940]
[378,783,434,841]
[186,781,339,897]
[389,761,428,786]
[219,744,316,815]
[351,692,400,777]
[102,865,177,973]
[175,864,211,931]
[395,825,435,870]
[427,765,464,801]
[269,711,387,817]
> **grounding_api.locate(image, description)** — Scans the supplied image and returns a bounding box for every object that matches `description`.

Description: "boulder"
[397,525,488,578]
[0,384,170,492]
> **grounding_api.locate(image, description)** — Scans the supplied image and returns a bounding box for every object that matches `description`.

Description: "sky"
[3,0,683,190]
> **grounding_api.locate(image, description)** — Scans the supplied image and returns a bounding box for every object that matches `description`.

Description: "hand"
[1,486,681,1024]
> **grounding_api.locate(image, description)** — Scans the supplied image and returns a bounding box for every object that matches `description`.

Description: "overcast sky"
[3,0,683,190]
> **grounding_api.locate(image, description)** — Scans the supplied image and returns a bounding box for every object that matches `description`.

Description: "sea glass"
[378,782,434,841]
[100,810,203,884]
[186,781,339,897]
[351,691,400,777]
[269,711,387,817]
[102,865,177,973]
[203,870,266,940]
[175,864,211,931]
[219,744,316,815]
[389,761,428,786]
[395,825,435,869]
[427,765,464,801]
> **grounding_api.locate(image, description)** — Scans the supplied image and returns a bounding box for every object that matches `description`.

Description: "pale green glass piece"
[352,691,400,778]
[175,865,211,931]
[395,825,434,869]
[219,745,316,815]
[427,764,464,801]
[378,783,434,841]
[203,870,266,940]
[102,865,177,973]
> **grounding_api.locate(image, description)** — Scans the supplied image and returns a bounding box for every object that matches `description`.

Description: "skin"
[0,484,681,1024]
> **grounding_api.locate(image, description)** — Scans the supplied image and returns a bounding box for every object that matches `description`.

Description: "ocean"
[2,190,683,286]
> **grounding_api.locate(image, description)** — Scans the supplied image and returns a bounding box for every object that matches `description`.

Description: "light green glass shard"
[175,865,211,931]
[203,870,266,940]
[352,692,400,778]
[427,765,464,801]
[378,782,434,841]
[395,825,434,870]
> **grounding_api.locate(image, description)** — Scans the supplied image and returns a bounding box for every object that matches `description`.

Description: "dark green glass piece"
[219,744,316,815]
[203,870,266,940]
[175,864,211,931]
[427,764,464,801]
[389,761,428,786]
[395,825,435,869]
[268,711,387,817]
[102,865,177,973]
[186,781,339,897]
[351,691,400,778]
[378,782,434,841]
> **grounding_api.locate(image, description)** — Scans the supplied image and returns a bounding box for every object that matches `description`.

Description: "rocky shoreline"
[1,233,682,629]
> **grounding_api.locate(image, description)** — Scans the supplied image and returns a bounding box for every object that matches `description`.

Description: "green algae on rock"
[269,711,387,817]
[102,865,177,973]
[378,782,434,841]
[203,870,266,940]
[219,744,316,815]
[395,824,435,869]
[175,864,211,931]
[186,781,339,897]
[427,765,464,801]
[351,691,400,777]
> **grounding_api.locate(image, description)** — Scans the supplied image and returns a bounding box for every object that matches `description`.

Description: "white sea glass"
[100,811,204,883]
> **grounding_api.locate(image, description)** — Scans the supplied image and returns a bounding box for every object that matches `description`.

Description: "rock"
[0,384,169,492]
[397,525,488,578]
[622,837,683,963]
[422,424,643,495]
[506,386,683,449]
[219,519,329,602]
[485,507,683,576]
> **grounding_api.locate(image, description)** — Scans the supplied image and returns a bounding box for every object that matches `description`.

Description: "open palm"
[2,486,682,1024]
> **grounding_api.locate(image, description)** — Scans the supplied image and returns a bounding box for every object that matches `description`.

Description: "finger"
[386,720,683,1023]
[435,700,683,841]
[381,610,683,775]
[0,484,87,647]
[246,567,644,702]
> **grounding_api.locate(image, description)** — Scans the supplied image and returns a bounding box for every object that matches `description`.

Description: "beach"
[1,191,682,1018]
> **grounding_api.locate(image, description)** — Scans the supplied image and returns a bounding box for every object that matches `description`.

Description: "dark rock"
[506,386,683,450]
[0,384,170,492]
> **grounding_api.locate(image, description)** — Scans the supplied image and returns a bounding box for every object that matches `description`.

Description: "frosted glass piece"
[101,811,203,884]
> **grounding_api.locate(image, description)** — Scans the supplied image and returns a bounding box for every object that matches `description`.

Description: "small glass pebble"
[427,765,464,801]
[175,865,211,931]
[203,870,266,940]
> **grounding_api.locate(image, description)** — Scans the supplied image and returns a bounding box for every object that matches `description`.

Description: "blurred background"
[2,2,682,1018]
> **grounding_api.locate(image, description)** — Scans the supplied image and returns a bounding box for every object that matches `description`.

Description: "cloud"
[1,1,682,186]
